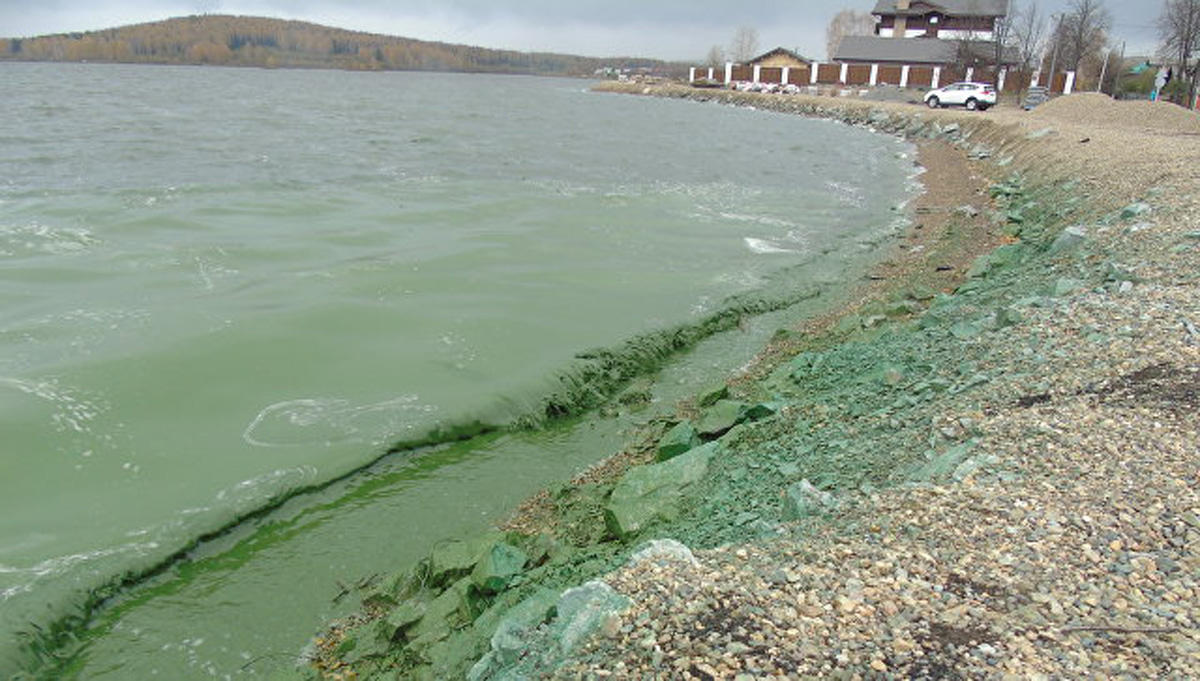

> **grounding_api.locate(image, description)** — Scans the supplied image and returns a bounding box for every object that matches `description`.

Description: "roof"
[833,35,1018,65]
[747,47,812,65]
[871,0,1010,17]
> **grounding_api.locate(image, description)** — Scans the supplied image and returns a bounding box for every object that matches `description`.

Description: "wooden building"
[746,47,812,69]
[873,0,1010,41]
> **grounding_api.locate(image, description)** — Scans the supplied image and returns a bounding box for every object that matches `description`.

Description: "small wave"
[0,222,98,258]
[606,181,761,203]
[0,376,105,436]
[438,332,478,370]
[242,395,437,448]
[824,181,866,208]
[718,212,799,230]
[118,185,183,210]
[528,178,598,197]
[194,256,239,291]
[784,229,811,248]
[0,542,161,602]
[743,237,797,254]
[712,271,767,288]
[213,466,319,508]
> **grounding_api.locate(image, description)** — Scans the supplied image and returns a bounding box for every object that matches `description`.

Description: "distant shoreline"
[0,14,683,78]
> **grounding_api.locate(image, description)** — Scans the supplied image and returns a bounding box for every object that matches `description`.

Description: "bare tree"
[825,10,877,61]
[1159,0,1200,106]
[990,0,1018,78]
[1058,0,1112,71]
[1012,0,1048,72]
[706,44,726,68]
[194,0,221,14]
[729,26,760,63]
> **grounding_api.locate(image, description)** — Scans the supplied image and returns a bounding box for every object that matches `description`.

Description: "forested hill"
[0,14,678,77]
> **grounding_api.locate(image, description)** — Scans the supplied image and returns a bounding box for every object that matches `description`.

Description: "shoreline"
[299,89,1024,680]
[303,86,1197,679]
[499,134,1001,537]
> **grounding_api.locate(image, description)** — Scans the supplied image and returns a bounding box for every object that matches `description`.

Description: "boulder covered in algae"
[605,442,716,540]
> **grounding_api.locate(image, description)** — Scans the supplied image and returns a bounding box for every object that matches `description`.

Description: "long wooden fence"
[689,62,1077,95]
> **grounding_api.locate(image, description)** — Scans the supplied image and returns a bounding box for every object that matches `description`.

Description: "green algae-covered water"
[0,63,917,678]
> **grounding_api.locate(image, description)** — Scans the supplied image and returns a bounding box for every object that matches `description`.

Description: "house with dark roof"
[833,1,1015,69]
[834,34,1017,66]
[873,0,1010,41]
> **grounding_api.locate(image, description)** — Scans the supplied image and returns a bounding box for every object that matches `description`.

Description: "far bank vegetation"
[0,14,672,77]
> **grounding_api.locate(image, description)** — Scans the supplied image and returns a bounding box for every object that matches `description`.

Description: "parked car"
[924,82,997,111]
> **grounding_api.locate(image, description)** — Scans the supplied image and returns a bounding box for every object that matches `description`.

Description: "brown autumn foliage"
[0,14,676,76]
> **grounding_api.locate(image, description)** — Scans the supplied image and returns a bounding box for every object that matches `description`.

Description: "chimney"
[897,0,911,8]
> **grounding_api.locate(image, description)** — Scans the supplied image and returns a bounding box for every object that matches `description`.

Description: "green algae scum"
[0,67,920,679]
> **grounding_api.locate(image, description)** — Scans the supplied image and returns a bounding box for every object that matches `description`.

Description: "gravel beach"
[308,86,1199,681]
[546,86,1200,680]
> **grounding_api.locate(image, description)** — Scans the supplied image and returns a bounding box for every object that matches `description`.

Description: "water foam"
[0,376,105,436]
[743,237,798,254]
[242,396,436,448]
[0,542,162,603]
[0,222,98,258]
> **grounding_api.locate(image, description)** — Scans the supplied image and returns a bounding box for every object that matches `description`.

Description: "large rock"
[913,441,976,482]
[781,479,835,520]
[408,577,475,644]
[378,599,428,642]
[471,542,529,594]
[1047,225,1088,255]
[994,306,1025,329]
[468,588,560,677]
[555,580,632,654]
[696,381,730,408]
[966,243,1023,279]
[605,443,716,540]
[338,621,393,664]
[695,400,750,438]
[1120,201,1152,220]
[467,581,630,681]
[742,402,780,422]
[1048,277,1083,298]
[430,533,501,587]
[657,421,701,461]
[1102,261,1138,283]
[629,539,699,567]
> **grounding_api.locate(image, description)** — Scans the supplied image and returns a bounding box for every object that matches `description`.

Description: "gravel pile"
[1028,92,1200,132]
[551,84,1200,680]
[557,393,1199,679]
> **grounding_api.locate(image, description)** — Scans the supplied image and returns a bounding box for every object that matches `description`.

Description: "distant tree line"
[0,14,680,77]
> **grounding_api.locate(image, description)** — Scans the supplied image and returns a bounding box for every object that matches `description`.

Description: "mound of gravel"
[1030,92,1200,132]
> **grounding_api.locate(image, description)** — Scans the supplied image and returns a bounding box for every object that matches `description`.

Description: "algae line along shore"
[296,85,1200,680]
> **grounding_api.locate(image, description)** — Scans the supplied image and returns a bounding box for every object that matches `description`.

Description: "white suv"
[924,82,997,111]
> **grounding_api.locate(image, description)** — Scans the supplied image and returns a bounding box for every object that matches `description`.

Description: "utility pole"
[1111,41,1126,98]
[1047,13,1064,93]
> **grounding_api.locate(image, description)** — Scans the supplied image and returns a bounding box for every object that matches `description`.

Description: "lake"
[0,63,915,678]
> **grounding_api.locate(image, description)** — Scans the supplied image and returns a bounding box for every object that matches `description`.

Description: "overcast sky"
[0,1,1163,62]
